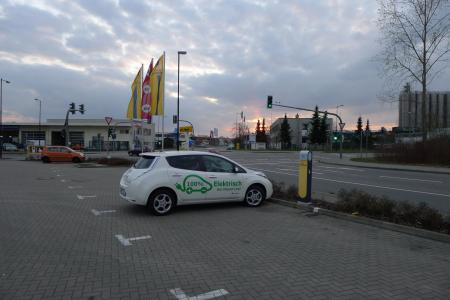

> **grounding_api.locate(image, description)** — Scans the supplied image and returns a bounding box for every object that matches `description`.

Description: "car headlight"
[255,172,267,178]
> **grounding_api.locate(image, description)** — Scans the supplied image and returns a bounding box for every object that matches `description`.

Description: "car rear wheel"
[148,189,176,216]
[244,185,265,207]
[42,156,50,163]
[72,157,81,163]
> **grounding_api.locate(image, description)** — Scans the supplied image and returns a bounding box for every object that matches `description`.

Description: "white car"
[120,151,273,215]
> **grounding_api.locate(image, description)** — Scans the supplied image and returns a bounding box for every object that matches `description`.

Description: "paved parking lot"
[1,160,450,299]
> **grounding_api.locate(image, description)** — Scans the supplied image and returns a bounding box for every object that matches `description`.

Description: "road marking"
[56,174,62,177]
[60,179,67,183]
[91,209,116,216]
[250,167,450,198]
[77,195,97,200]
[115,234,151,246]
[170,288,229,300]
[317,165,364,172]
[68,186,83,189]
[379,176,442,183]
[312,176,450,198]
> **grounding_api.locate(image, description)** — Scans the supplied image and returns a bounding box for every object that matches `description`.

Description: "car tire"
[148,188,176,216]
[72,157,81,163]
[42,156,50,163]
[244,184,266,207]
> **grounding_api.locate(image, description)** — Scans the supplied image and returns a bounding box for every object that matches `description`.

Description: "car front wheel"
[244,185,265,207]
[148,189,176,216]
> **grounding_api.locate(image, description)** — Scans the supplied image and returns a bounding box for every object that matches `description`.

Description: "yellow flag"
[150,54,164,115]
[126,68,142,119]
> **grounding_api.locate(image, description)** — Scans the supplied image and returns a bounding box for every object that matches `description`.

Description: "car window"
[134,156,156,169]
[47,147,59,152]
[202,155,235,173]
[166,155,205,171]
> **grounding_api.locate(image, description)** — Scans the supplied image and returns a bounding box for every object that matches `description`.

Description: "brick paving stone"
[1,160,450,299]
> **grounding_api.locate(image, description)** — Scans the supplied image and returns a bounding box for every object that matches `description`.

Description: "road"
[1,159,450,299]
[221,151,450,213]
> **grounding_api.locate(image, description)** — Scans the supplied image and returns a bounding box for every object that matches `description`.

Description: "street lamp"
[335,104,344,132]
[177,50,187,151]
[34,98,42,145]
[0,78,11,159]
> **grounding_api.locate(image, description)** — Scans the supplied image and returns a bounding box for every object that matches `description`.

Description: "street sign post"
[104,117,113,158]
[298,151,312,202]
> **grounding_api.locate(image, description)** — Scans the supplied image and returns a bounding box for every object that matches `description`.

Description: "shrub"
[336,189,446,233]
[96,157,134,166]
[376,135,450,166]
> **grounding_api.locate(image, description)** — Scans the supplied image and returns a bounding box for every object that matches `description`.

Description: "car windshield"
[134,156,156,169]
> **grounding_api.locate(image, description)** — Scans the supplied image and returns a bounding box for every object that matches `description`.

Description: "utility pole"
[0,78,11,159]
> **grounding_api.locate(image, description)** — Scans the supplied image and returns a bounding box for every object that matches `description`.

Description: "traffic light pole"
[270,103,345,159]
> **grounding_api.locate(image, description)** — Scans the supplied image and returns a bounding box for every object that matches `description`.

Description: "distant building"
[2,118,154,151]
[270,117,333,149]
[399,86,450,132]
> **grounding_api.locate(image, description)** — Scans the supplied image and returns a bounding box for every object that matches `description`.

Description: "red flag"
[141,59,153,121]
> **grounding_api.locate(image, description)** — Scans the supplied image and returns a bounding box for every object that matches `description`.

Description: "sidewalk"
[316,152,450,174]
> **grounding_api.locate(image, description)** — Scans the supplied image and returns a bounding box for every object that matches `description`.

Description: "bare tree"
[378,0,450,140]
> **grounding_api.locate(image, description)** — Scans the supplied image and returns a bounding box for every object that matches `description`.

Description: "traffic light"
[108,127,113,137]
[79,104,85,114]
[173,115,178,124]
[69,102,75,114]
[333,135,338,141]
[267,95,273,109]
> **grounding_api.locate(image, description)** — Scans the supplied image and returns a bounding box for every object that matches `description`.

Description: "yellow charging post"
[298,150,312,202]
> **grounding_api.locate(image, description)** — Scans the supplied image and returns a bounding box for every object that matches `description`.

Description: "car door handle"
[172,174,182,177]
[208,176,217,179]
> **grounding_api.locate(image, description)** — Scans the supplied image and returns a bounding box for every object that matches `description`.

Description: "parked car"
[2,143,18,151]
[119,151,273,215]
[41,146,86,163]
[128,147,150,156]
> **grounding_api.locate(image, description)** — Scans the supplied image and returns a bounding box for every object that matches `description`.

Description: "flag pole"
[161,51,166,151]
[141,64,144,154]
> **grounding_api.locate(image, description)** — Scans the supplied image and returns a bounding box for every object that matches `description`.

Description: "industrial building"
[269,117,333,149]
[399,88,450,132]
[2,119,155,151]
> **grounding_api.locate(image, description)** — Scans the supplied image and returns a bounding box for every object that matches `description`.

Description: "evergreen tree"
[355,116,363,148]
[319,112,329,145]
[309,106,321,144]
[365,119,373,149]
[261,118,267,143]
[280,114,291,149]
[356,116,363,134]
[256,119,265,142]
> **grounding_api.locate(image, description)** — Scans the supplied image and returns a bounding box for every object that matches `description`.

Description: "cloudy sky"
[0,0,449,136]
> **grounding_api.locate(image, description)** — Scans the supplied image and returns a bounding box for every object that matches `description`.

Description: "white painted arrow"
[91,209,116,216]
[115,234,151,246]
[170,288,229,300]
[77,195,97,200]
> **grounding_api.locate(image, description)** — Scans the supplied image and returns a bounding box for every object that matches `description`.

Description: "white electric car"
[120,151,273,215]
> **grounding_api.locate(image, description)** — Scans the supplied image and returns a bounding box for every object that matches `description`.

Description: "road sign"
[179,126,193,133]
[105,116,113,125]
[339,122,346,130]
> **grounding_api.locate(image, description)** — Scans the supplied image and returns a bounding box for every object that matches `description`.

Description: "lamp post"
[34,98,42,145]
[335,104,344,132]
[177,50,187,151]
[0,78,11,159]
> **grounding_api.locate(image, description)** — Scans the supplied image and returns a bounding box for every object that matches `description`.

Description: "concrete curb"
[267,198,450,244]
[318,159,450,175]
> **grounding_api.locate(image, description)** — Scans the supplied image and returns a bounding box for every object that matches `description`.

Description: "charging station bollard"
[298,150,312,202]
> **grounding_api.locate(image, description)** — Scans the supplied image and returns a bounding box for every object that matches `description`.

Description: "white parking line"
[60,179,67,183]
[91,209,116,216]
[115,234,151,246]
[68,186,83,189]
[170,288,229,300]
[379,176,442,183]
[77,195,97,200]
